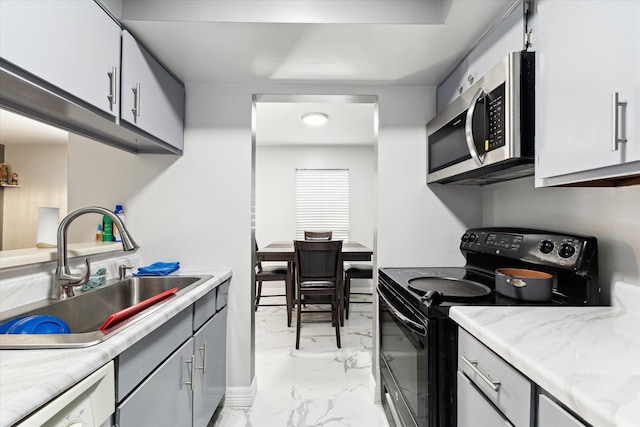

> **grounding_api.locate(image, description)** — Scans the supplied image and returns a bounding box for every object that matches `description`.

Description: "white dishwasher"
[17,361,115,427]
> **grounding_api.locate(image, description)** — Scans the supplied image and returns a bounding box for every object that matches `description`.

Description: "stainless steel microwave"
[427,51,535,185]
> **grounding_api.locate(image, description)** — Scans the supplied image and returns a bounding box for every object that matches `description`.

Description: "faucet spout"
[54,206,139,299]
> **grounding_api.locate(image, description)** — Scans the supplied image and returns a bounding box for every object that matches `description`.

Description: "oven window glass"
[379,289,428,426]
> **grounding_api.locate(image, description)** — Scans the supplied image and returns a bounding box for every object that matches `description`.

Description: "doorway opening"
[250,92,378,351]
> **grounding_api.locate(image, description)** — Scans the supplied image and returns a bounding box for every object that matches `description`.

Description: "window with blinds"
[295,169,350,240]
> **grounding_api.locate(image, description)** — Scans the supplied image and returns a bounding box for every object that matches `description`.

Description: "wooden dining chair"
[254,240,290,315]
[304,231,333,240]
[294,239,343,349]
[343,263,373,320]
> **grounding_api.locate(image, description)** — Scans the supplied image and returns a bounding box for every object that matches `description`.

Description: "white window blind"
[295,169,350,241]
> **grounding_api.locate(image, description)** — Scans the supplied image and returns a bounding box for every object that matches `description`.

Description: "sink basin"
[0,275,213,349]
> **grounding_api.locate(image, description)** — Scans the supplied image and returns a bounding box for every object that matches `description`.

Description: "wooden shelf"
[0,183,22,188]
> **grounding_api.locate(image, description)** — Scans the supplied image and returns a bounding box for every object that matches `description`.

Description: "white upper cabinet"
[535,0,640,186]
[121,30,185,152]
[0,0,121,118]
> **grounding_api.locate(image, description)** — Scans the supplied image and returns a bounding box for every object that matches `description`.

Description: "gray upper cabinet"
[437,1,527,112]
[0,0,121,118]
[121,30,185,152]
[534,0,640,186]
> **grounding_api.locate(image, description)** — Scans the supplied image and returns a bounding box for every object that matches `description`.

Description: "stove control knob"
[461,233,469,243]
[558,243,576,258]
[539,240,555,254]
[468,233,478,243]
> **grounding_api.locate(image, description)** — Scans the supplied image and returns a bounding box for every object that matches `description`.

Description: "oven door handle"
[378,287,427,336]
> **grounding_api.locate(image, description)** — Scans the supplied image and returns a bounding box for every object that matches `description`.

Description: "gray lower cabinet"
[115,280,229,427]
[193,306,228,427]
[117,337,194,427]
[458,327,590,427]
[457,371,511,427]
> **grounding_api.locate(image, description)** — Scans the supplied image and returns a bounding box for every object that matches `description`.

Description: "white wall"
[482,177,640,303]
[94,82,481,403]
[255,145,375,249]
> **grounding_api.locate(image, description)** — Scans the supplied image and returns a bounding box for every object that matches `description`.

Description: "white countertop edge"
[449,303,640,427]
[0,269,232,427]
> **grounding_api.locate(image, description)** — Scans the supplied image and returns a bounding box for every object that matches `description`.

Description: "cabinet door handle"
[107,66,117,105]
[612,92,628,151]
[132,82,141,117]
[196,343,207,374]
[183,355,195,390]
[461,355,501,392]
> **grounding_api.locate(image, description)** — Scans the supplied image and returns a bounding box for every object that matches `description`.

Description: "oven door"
[378,283,430,427]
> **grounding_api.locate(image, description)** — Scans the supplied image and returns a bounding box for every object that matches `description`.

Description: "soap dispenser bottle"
[113,205,125,242]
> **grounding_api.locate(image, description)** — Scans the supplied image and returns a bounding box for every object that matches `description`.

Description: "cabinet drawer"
[457,371,511,427]
[193,288,216,331]
[538,394,587,427]
[117,308,192,400]
[216,279,230,312]
[458,328,532,427]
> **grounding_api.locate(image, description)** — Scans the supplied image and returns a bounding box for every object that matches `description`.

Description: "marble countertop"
[0,269,232,427]
[450,281,640,427]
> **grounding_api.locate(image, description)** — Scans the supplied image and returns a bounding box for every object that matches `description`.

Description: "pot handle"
[506,277,527,288]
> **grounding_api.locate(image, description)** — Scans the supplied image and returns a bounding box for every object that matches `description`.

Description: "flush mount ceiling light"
[301,112,329,126]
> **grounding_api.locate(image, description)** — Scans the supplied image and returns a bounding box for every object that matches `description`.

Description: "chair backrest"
[294,240,343,283]
[304,231,333,240]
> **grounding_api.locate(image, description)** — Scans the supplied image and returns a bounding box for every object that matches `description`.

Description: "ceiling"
[115,0,515,146]
[1,0,517,147]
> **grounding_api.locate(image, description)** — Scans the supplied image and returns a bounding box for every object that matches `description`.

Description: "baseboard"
[223,376,257,407]
[369,372,381,403]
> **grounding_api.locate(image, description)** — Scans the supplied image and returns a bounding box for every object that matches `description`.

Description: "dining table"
[256,240,373,327]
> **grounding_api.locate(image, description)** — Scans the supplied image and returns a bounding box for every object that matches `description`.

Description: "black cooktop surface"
[379,266,579,318]
[408,277,492,300]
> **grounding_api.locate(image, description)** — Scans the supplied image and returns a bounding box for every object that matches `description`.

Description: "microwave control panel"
[485,83,505,152]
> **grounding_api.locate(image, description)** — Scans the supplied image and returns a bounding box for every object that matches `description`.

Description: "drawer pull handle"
[107,66,117,105]
[183,355,195,390]
[461,355,501,392]
[612,92,628,151]
[196,343,207,373]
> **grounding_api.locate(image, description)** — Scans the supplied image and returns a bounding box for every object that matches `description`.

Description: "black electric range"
[378,227,599,427]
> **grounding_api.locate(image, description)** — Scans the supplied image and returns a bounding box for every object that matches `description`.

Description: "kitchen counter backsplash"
[0,254,141,312]
[450,281,640,427]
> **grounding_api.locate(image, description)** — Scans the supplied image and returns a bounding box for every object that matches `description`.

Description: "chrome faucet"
[54,206,139,299]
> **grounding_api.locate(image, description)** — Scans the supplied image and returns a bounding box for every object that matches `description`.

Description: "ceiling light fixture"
[301,112,329,126]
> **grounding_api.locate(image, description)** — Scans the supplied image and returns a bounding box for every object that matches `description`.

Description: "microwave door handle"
[465,87,485,166]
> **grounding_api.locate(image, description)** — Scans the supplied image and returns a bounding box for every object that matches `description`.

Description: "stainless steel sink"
[0,275,213,349]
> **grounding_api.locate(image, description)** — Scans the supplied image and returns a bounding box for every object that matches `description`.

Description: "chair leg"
[295,294,302,349]
[333,293,341,348]
[255,280,263,311]
[286,271,293,328]
[345,274,351,320]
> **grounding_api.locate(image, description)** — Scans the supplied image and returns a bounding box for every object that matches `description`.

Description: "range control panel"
[460,227,597,270]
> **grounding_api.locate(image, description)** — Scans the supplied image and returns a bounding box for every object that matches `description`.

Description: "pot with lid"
[495,268,554,301]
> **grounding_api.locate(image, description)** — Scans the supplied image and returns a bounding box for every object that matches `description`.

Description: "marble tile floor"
[212,286,390,427]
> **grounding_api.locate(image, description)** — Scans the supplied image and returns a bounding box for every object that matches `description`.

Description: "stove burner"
[408,277,492,301]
